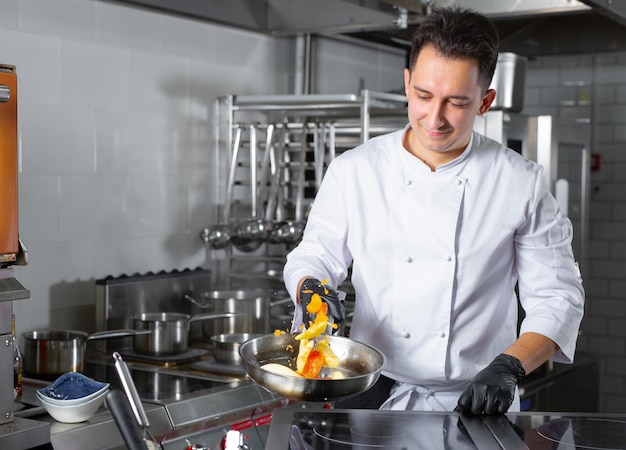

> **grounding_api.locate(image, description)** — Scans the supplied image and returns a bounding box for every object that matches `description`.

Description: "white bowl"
[37,372,110,406]
[38,387,108,423]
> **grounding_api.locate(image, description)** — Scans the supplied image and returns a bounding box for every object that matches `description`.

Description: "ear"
[403,68,411,97]
[478,89,496,115]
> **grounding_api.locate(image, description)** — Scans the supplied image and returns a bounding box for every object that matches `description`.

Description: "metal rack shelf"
[205,90,407,289]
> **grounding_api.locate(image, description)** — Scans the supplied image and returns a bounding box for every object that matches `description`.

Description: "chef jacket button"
[445,255,452,262]
[402,329,411,338]
[437,330,446,338]
[404,254,413,263]
[405,179,412,186]
[455,179,462,186]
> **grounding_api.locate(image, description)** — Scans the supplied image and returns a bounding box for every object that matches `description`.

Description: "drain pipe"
[294,33,316,95]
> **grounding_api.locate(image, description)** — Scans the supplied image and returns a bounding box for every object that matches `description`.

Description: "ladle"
[232,124,274,251]
[202,125,243,249]
[268,127,290,243]
[275,121,309,244]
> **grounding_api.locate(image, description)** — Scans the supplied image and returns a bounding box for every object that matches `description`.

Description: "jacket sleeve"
[515,170,585,363]
[283,159,353,330]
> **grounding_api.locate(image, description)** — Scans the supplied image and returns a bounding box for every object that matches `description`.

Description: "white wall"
[524,53,626,412]
[1,0,406,337]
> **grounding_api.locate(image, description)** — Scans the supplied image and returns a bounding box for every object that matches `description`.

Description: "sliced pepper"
[296,338,314,373]
[306,293,323,314]
[295,318,328,340]
[318,301,328,318]
[317,339,340,368]
[299,349,324,378]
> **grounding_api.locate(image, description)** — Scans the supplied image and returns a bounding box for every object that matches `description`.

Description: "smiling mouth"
[424,127,450,138]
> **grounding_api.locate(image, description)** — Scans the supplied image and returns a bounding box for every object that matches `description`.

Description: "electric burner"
[83,361,228,402]
[537,418,626,449]
[312,414,450,448]
[191,357,247,377]
[280,410,478,449]
[118,347,210,366]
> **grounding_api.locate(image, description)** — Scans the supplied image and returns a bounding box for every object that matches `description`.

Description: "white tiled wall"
[525,53,626,412]
[1,0,405,336]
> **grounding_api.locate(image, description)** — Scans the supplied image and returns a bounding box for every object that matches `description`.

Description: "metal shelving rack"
[205,90,407,290]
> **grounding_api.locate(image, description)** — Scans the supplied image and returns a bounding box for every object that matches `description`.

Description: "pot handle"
[184,293,210,309]
[86,329,152,340]
[188,312,238,324]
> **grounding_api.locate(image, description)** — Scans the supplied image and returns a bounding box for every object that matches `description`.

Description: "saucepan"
[23,311,236,378]
[239,333,386,402]
[23,329,145,379]
[120,311,237,357]
[210,332,262,364]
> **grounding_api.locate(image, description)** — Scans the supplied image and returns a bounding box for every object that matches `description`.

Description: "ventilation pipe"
[294,33,316,94]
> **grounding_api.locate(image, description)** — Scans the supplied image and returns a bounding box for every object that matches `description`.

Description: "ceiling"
[105,0,626,57]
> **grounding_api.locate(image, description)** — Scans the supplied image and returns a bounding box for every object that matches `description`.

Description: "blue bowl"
[37,372,109,405]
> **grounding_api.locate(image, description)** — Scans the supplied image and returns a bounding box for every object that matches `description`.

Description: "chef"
[283,6,584,414]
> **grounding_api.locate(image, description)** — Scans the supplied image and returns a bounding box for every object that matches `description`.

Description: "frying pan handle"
[107,389,149,450]
[112,352,151,429]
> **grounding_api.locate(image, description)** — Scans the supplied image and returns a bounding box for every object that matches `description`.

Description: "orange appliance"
[0,65,19,265]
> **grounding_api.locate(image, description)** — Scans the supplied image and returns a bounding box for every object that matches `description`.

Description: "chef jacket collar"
[399,124,475,173]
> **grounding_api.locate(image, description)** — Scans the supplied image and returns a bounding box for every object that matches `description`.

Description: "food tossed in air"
[240,333,385,402]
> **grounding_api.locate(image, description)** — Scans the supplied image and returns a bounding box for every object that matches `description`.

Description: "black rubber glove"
[299,277,346,326]
[456,353,526,415]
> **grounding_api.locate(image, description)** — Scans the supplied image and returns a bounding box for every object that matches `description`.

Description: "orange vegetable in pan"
[299,349,324,378]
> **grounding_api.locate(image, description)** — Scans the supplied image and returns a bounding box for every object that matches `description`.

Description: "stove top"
[83,361,233,402]
[266,408,626,450]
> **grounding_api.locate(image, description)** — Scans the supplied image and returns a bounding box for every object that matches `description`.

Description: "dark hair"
[408,7,499,92]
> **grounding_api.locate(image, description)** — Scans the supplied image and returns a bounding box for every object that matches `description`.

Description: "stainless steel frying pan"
[239,333,385,402]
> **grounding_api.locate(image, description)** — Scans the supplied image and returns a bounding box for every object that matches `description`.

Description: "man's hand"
[299,277,346,325]
[456,353,526,415]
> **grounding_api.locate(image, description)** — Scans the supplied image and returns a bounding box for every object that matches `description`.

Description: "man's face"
[403,45,495,164]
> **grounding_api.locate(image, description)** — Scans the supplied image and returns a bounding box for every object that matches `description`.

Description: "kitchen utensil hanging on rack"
[274,121,309,244]
[232,124,274,252]
[266,124,286,244]
[268,125,290,243]
[201,124,243,250]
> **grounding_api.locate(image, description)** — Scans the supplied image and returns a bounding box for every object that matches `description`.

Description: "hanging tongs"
[108,352,158,450]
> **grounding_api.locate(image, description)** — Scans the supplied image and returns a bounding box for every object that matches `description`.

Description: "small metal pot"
[23,330,88,379]
[211,333,261,364]
[23,312,235,378]
[130,311,236,357]
[23,328,155,379]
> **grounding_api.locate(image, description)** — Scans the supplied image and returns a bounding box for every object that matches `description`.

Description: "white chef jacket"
[283,125,584,410]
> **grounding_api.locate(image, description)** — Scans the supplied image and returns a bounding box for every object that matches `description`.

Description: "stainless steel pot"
[23,329,149,379]
[130,311,235,357]
[23,330,89,379]
[185,290,292,336]
[211,333,261,364]
[23,312,235,378]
